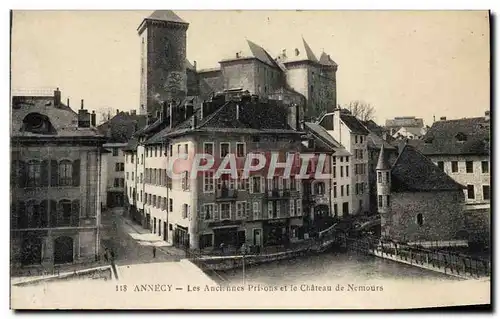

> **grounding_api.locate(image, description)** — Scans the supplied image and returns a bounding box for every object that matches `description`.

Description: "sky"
[10,10,490,126]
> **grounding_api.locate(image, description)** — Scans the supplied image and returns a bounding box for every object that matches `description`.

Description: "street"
[100,207,186,266]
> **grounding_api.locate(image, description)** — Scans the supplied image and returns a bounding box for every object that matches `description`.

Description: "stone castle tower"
[376,144,392,238]
[138,10,189,116]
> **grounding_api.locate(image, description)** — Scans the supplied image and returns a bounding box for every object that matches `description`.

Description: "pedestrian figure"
[240,243,247,255]
[153,246,156,258]
[110,248,115,261]
[103,248,109,262]
[220,242,225,254]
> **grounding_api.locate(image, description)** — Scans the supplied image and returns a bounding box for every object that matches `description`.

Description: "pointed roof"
[276,37,319,64]
[220,39,280,69]
[376,144,391,170]
[391,144,465,192]
[146,10,188,24]
[319,52,338,67]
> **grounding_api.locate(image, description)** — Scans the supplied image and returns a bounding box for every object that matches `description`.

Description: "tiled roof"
[319,52,337,67]
[144,99,300,145]
[304,122,350,156]
[146,10,187,24]
[11,97,103,139]
[419,117,490,156]
[391,144,465,192]
[246,40,281,68]
[97,112,147,143]
[123,136,140,152]
[340,113,370,135]
[278,37,319,64]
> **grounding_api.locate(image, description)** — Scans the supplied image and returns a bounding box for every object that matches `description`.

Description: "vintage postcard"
[9,10,491,310]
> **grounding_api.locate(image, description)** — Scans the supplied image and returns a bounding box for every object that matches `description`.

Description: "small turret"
[376,144,392,238]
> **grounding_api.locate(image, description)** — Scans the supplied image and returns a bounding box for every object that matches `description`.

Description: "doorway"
[20,237,42,266]
[54,236,74,264]
[253,229,262,246]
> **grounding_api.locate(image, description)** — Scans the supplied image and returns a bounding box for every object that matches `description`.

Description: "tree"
[344,100,376,121]
[97,107,114,125]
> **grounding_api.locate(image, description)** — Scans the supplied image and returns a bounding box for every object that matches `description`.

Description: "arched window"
[27,160,41,187]
[59,160,73,186]
[416,213,424,226]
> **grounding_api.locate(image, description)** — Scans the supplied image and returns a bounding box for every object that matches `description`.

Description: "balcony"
[265,189,291,200]
[215,188,238,201]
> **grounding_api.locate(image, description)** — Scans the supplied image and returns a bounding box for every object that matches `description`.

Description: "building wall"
[428,155,490,206]
[198,70,224,100]
[331,154,352,217]
[285,65,309,114]
[103,143,127,208]
[139,28,148,110]
[349,134,370,213]
[368,147,398,212]
[220,60,257,93]
[388,191,466,243]
[11,144,101,267]
[142,23,188,115]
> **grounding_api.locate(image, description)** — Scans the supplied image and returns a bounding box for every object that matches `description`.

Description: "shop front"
[263,219,290,246]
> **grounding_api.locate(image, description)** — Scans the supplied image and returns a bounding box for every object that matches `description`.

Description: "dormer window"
[21,112,57,135]
[455,132,467,142]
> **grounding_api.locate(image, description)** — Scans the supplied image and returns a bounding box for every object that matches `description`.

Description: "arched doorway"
[54,236,74,264]
[20,237,42,266]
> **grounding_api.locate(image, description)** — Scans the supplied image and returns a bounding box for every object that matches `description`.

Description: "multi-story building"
[318,108,370,214]
[10,89,106,270]
[419,112,490,245]
[137,10,338,122]
[125,91,309,251]
[385,116,425,137]
[302,122,351,222]
[97,110,146,208]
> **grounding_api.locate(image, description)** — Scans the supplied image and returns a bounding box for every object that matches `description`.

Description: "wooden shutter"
[245,202,250,218]
[213,204,219,220]
[72,159,80,186]
[72,200,80,221]
[260,177,265,193]
[41,160,50,187]
[267,202,273,219]
[18,201,26,228]
[49,200,57,227]
[18,161,27,188]
[50,160,58,186]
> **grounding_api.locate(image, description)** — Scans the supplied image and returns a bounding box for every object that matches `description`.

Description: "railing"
[215,188,238,201]
[342,236,491,279]
[265,189,291,199]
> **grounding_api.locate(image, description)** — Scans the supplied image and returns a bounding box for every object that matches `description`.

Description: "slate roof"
[11,96,103,139]
[222,40,280,69]
[319,52,338,67]
[146,10,188,24]
[366,132,396,151]
[97,112,147,143]
[376,145,390,170]
[303,122,350,156]
[391,144,465,192]
[278,37,319,64]
[419,117,490,156]
[340,113,370,135]
[143,99,300,146]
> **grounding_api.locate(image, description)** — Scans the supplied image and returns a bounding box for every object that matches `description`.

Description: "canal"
[219,251,459,285]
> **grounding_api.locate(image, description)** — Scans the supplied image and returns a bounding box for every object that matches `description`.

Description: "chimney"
[185,102,194,120]
[54,88,61,107]
[193,60,197,70]
[91,110,96,126]
[81,99,84,110]
[116,109,119,115]
[191,115,197,129]
[440,116,447,121]
[67,98,70,107]
[485,110,490,121]
[236,104,240,120]
[169,102,175,128]
[131,110,136,115]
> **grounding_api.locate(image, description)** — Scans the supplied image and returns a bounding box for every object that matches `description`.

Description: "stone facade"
[388,191,466,243]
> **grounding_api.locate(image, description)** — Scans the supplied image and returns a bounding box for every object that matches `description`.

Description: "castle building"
[137,10,338,122]
[10,89,106,271]
[377,144,467,246]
